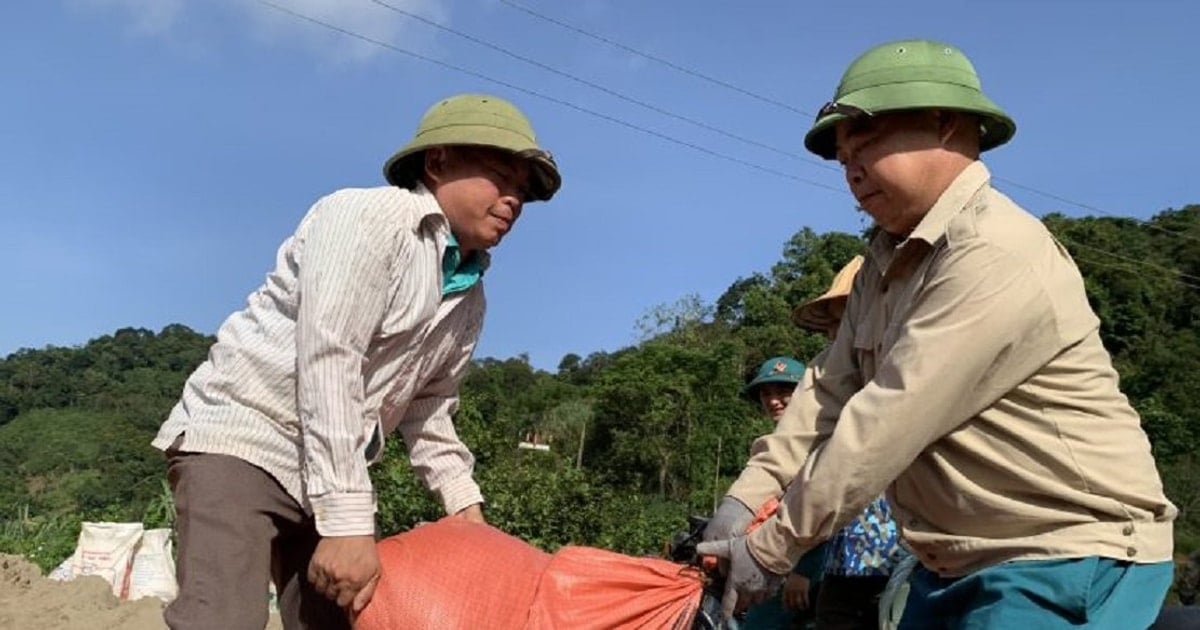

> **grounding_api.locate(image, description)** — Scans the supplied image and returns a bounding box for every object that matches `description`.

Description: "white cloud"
[70,0,446,63]
[71,0,186,35]
[241,0,447,63]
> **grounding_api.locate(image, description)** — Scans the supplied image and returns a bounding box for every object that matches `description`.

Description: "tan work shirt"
[740,161,1176,576]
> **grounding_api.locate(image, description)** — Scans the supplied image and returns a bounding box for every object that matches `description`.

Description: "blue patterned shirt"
[825,496,906,577]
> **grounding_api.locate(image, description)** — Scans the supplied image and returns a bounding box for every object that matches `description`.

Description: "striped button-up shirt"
[153,184,486,537]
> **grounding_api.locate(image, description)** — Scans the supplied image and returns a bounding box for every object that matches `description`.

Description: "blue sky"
[2,0,1197,371]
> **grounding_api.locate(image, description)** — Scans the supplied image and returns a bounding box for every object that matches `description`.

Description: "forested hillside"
[3,205,1197,601]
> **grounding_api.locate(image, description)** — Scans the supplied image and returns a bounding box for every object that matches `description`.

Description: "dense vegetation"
[2,205,1197,601]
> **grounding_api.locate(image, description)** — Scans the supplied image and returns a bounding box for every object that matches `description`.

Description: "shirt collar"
[867,160,991,274]
[412,181,447,227]
[414,182,491,289]
[907,160,991,245]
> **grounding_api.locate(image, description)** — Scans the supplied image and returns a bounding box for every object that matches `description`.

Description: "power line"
[499,1,1197,245]
[259,0,1196,291]
[367,0,835,172]
[1070,254,1200,292]
[255,0,849,195]
[497,0,814,118]
[998,177,1200,246]
[1057,234,1200,286]
[478,1,1200,254]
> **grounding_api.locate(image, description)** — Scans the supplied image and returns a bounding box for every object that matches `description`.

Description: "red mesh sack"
[525,546,704,630]
[355,518,551,630]
[356,518,704,630]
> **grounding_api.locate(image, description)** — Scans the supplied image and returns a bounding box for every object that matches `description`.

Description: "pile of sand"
[0,554,282,630]
[0,554,165,629]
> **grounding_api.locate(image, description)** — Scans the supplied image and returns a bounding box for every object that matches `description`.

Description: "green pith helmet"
[383,93,562,201]
[741,356,806,401]
[804,39,1016,160]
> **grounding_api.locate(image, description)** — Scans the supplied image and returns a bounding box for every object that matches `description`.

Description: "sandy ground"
[0,554,282,630]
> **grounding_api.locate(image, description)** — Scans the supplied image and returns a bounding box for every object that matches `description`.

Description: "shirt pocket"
[853,300,886,380]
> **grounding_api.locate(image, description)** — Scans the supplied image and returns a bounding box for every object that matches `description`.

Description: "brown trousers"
[164,447,350,630]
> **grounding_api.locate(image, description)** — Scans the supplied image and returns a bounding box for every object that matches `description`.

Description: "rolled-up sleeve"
[296,192,396,537]
[748,238,1063,573]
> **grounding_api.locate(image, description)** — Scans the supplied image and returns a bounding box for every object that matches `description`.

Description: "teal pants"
[898,557,1173,629]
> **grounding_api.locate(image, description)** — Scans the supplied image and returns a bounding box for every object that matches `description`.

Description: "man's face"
[757,382,795,423]
[834,112,943,235]
[428,147,532,253]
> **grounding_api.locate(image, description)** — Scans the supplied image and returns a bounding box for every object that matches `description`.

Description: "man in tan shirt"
[698,40,1175,629]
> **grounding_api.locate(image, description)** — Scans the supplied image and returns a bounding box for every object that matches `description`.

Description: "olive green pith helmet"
[383,93,562,201]
[804,39,1016,160]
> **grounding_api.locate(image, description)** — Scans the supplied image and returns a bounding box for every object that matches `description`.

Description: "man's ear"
[935,110,962,146]
[424,147,448,185]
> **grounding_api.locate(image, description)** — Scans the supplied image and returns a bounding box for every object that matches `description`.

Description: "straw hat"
[793,255,864,332]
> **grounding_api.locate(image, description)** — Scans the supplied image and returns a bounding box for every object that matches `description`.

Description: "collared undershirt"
[442,233,484,296]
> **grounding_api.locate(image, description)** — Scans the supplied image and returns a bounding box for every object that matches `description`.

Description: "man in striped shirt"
[152,93,561,630]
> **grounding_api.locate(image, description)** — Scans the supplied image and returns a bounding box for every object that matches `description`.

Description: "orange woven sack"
[355,518,551,630]
[525,546,703,630]
[355,518,705,630]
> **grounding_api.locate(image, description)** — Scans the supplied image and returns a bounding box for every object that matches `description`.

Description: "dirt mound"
[1,553,165,629]
[1,554,285,629]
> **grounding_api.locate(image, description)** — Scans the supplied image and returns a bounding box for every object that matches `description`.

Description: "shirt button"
[1126,547,1137,558]
[1122,525,1135,536]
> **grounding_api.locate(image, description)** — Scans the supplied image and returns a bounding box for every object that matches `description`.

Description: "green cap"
[383,93,562,201]
[804,39,1016,160]
[741,356,806,401]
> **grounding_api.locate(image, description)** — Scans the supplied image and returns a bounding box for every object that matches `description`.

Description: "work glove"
[695,536,785,620]
[702,497,754,543]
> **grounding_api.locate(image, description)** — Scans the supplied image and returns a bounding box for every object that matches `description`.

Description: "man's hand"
[695,536,785,619]
[453,503,486,525]
[782,574,812,610]
[307,535,381,613]
[702,497,754,543]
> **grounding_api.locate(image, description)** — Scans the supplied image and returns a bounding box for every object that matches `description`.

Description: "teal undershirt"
[441,233,484,296]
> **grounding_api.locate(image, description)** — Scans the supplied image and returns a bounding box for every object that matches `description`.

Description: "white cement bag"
[127,528,178,602]
[48,556,75,582]
[68,522,145,599]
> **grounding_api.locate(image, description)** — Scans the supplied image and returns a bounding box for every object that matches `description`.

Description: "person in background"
[152,93,561,630]
[737,356,826,629]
